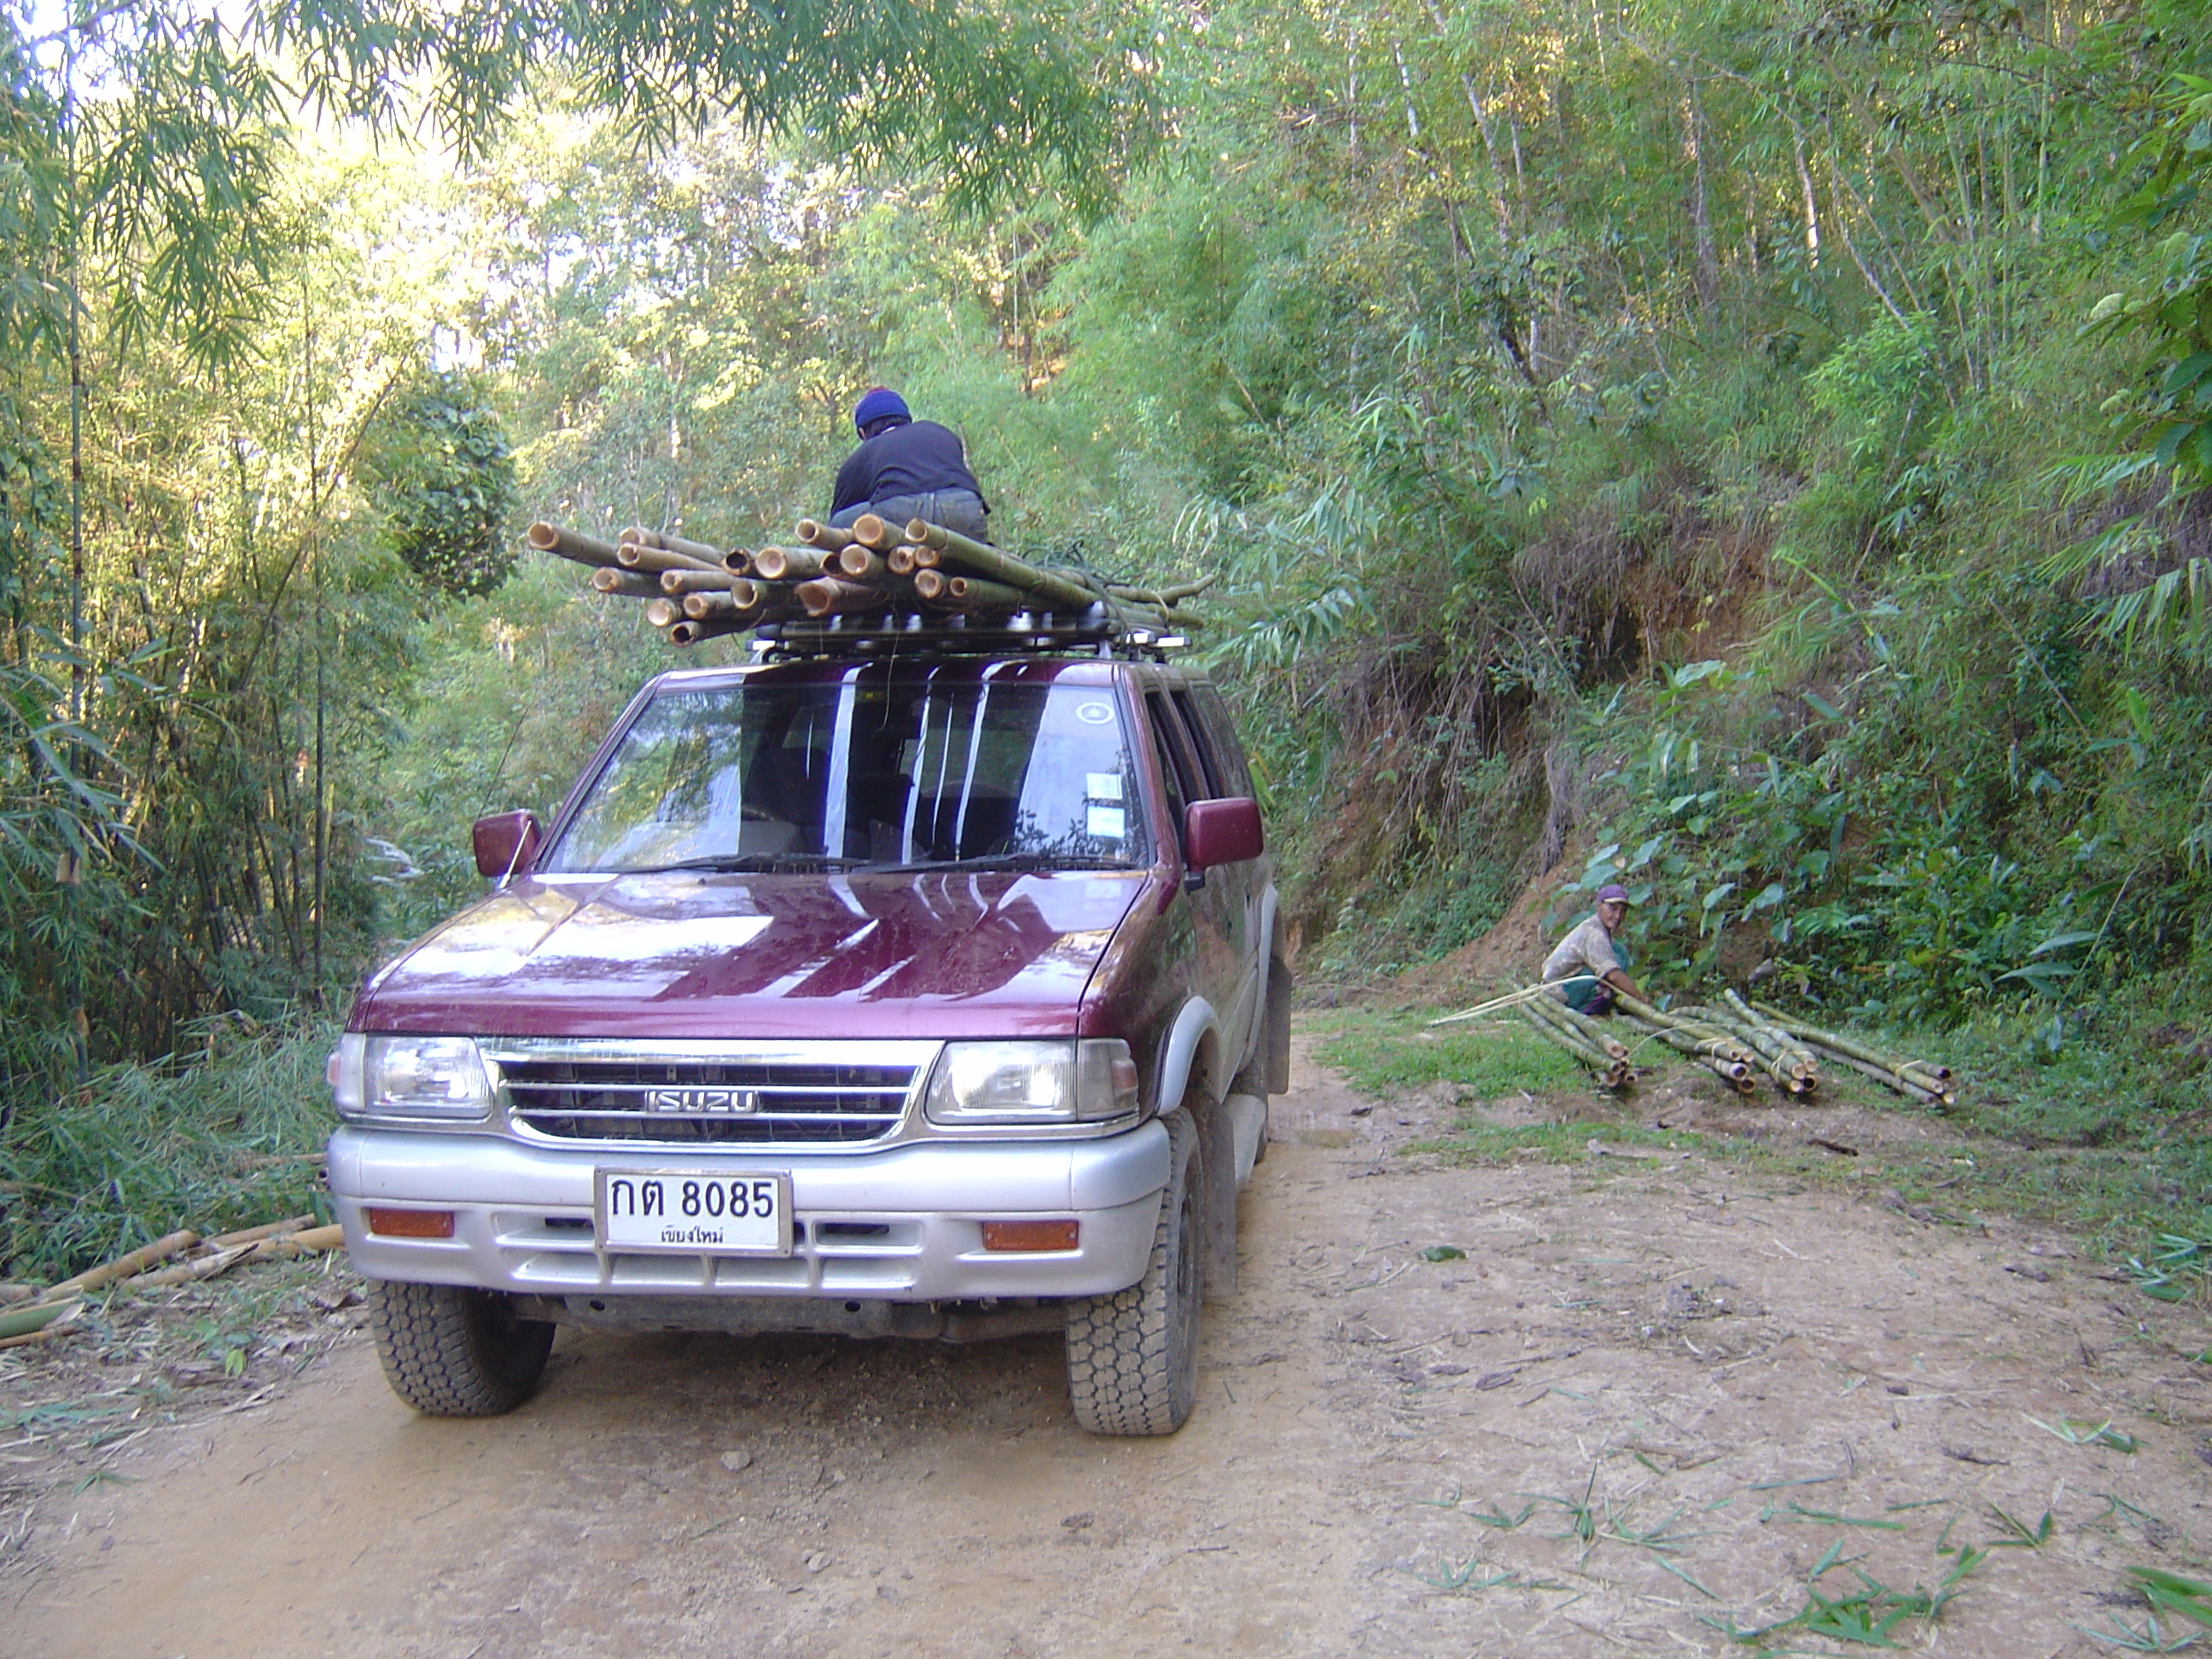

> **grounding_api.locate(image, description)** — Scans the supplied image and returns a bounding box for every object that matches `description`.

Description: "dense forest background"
[4,0,2212,1270]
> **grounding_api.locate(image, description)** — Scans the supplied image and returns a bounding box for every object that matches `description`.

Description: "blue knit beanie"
[853,387,910,434]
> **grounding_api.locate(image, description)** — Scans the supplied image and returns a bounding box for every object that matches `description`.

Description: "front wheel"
[1064,1112,1202,1435]
[369,1281,555,1417]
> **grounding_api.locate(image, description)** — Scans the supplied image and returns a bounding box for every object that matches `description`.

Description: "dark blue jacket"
[830,421,988,516]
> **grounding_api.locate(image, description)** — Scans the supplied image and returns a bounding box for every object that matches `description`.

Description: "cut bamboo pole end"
[616,541,725,576]
[795,519,856,552]
[527,522,624,569]
[750,547,829,581]
[590,569,662,598]
[620,527,727,565]
[659,568,736,596]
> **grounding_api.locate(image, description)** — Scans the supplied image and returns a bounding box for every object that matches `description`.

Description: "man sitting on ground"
[1542,883,1646,1014]
[829,388,991,542]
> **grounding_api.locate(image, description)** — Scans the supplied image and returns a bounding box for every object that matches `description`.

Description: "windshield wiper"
[866,853,1136,874]
[617,853,866,875]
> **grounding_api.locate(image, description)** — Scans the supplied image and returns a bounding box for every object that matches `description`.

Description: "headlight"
[330,1033,491,1122]
[924,1039,1141,1126]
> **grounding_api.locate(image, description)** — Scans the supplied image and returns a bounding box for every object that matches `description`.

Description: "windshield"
[542,667,1150,875]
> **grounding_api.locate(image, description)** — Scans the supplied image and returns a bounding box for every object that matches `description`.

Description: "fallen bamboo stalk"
[589,569,663,598]
[1723,990,1821,1082]
[620,527,728,565]
[256,1224,345,1257]
[904,520,1099,610]
[123,1243,256,1291]
[38,1231,199,1302]
[1613,994,1759,1065]
[795,518,857,552]
[1427,980,1586,1027]
[205,1215,315,1250]
[527,522,624,569]
[1518,1003,1629,1088]
[1666,1003,1813,1091]
[1749,1001,1950,1101]
[750,547,830,581]
[1798,1042,1941,1105]
[658,568,737,596]
[1527,992,1629,1061]
[1617,1015,1754,1081]
[616,541,725,576]
[0,1296,80,1342]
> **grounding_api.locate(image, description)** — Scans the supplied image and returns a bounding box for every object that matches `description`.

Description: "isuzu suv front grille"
[485,1040,934,1147]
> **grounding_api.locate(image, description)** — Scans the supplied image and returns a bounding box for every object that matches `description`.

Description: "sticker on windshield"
[1086,772,1123,800]
[1087,805,1127,839]
[1074,701,1115,725]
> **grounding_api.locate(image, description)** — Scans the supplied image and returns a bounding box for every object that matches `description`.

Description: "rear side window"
[1179,684,1254,799]
[1144,692,1196,839]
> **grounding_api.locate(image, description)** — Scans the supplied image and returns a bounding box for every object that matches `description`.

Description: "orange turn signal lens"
[365,1207,456,1239]
[980,1220,1080,1253]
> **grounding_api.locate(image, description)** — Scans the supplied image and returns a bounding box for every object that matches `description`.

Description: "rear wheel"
[369,1281,555,1417]
[1064,1112,1202,1436]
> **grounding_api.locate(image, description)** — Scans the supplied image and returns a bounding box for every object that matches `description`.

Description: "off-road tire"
[369,1280,556,1417]
[1064,1112,1202,1436]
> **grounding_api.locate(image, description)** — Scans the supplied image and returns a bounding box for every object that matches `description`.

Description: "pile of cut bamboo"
[527,515,1215,646]
[0,1216,344,1353]
[1448,982,1955,1106]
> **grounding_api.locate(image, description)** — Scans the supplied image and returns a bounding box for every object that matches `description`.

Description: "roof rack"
[750,604,1190,662]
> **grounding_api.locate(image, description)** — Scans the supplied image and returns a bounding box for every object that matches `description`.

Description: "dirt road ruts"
[9,1037,2210,1656]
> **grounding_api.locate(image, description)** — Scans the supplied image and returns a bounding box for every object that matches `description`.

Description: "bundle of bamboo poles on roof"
[526,515,1216,643]
[1518,992,1633,1091]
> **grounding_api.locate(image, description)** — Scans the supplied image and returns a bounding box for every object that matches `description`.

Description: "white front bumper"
[325,1121,1169,1303]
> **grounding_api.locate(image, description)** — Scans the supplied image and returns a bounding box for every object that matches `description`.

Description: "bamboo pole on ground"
[1670,1002,1813,1092]
[590,569,663,598]
[1617,1015,1760,1091]
[1722,990,1821,1083]
[620,527,727,565]
[1526,992,1630,1061]
[37,1230,199,1301]
[903,520,1099,610]
[527,522,624,569]
[1518,1003,1629,1088]
[1749,1001,1953,1104]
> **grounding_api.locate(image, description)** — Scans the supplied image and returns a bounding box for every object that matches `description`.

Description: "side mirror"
[473,811,542,881]
[1185,797,1264,870]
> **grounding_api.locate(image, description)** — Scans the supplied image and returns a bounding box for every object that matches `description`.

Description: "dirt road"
[9,1039,2212,1656]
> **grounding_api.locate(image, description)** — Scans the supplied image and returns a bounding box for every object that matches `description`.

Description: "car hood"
[351,870,1150,1039]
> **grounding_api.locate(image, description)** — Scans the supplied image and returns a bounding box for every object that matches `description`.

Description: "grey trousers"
[830,489,989,541]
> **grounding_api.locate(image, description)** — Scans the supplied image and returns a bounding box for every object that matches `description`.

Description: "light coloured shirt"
[1541,914,1621,992]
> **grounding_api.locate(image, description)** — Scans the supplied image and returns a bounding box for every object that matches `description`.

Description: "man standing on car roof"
[829,388,992,542]
[1541,883,1647,1014]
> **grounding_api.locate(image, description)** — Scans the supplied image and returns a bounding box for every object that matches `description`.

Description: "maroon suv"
[327,639,1288,1435]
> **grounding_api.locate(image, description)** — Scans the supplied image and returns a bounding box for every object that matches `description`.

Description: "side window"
[1186,685,1253,798]
[1144,692,1195,839]
[1167,688,1225,799]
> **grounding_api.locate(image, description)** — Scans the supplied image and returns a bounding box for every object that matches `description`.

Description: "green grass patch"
[0,1022,337,1283]
[1312,1006,1580,1098]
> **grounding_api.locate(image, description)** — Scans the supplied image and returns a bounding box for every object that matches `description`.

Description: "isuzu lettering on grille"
[644,1088,760,1115]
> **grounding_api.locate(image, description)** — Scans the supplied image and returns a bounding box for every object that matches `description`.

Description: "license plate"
[595,1170,792,1255]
